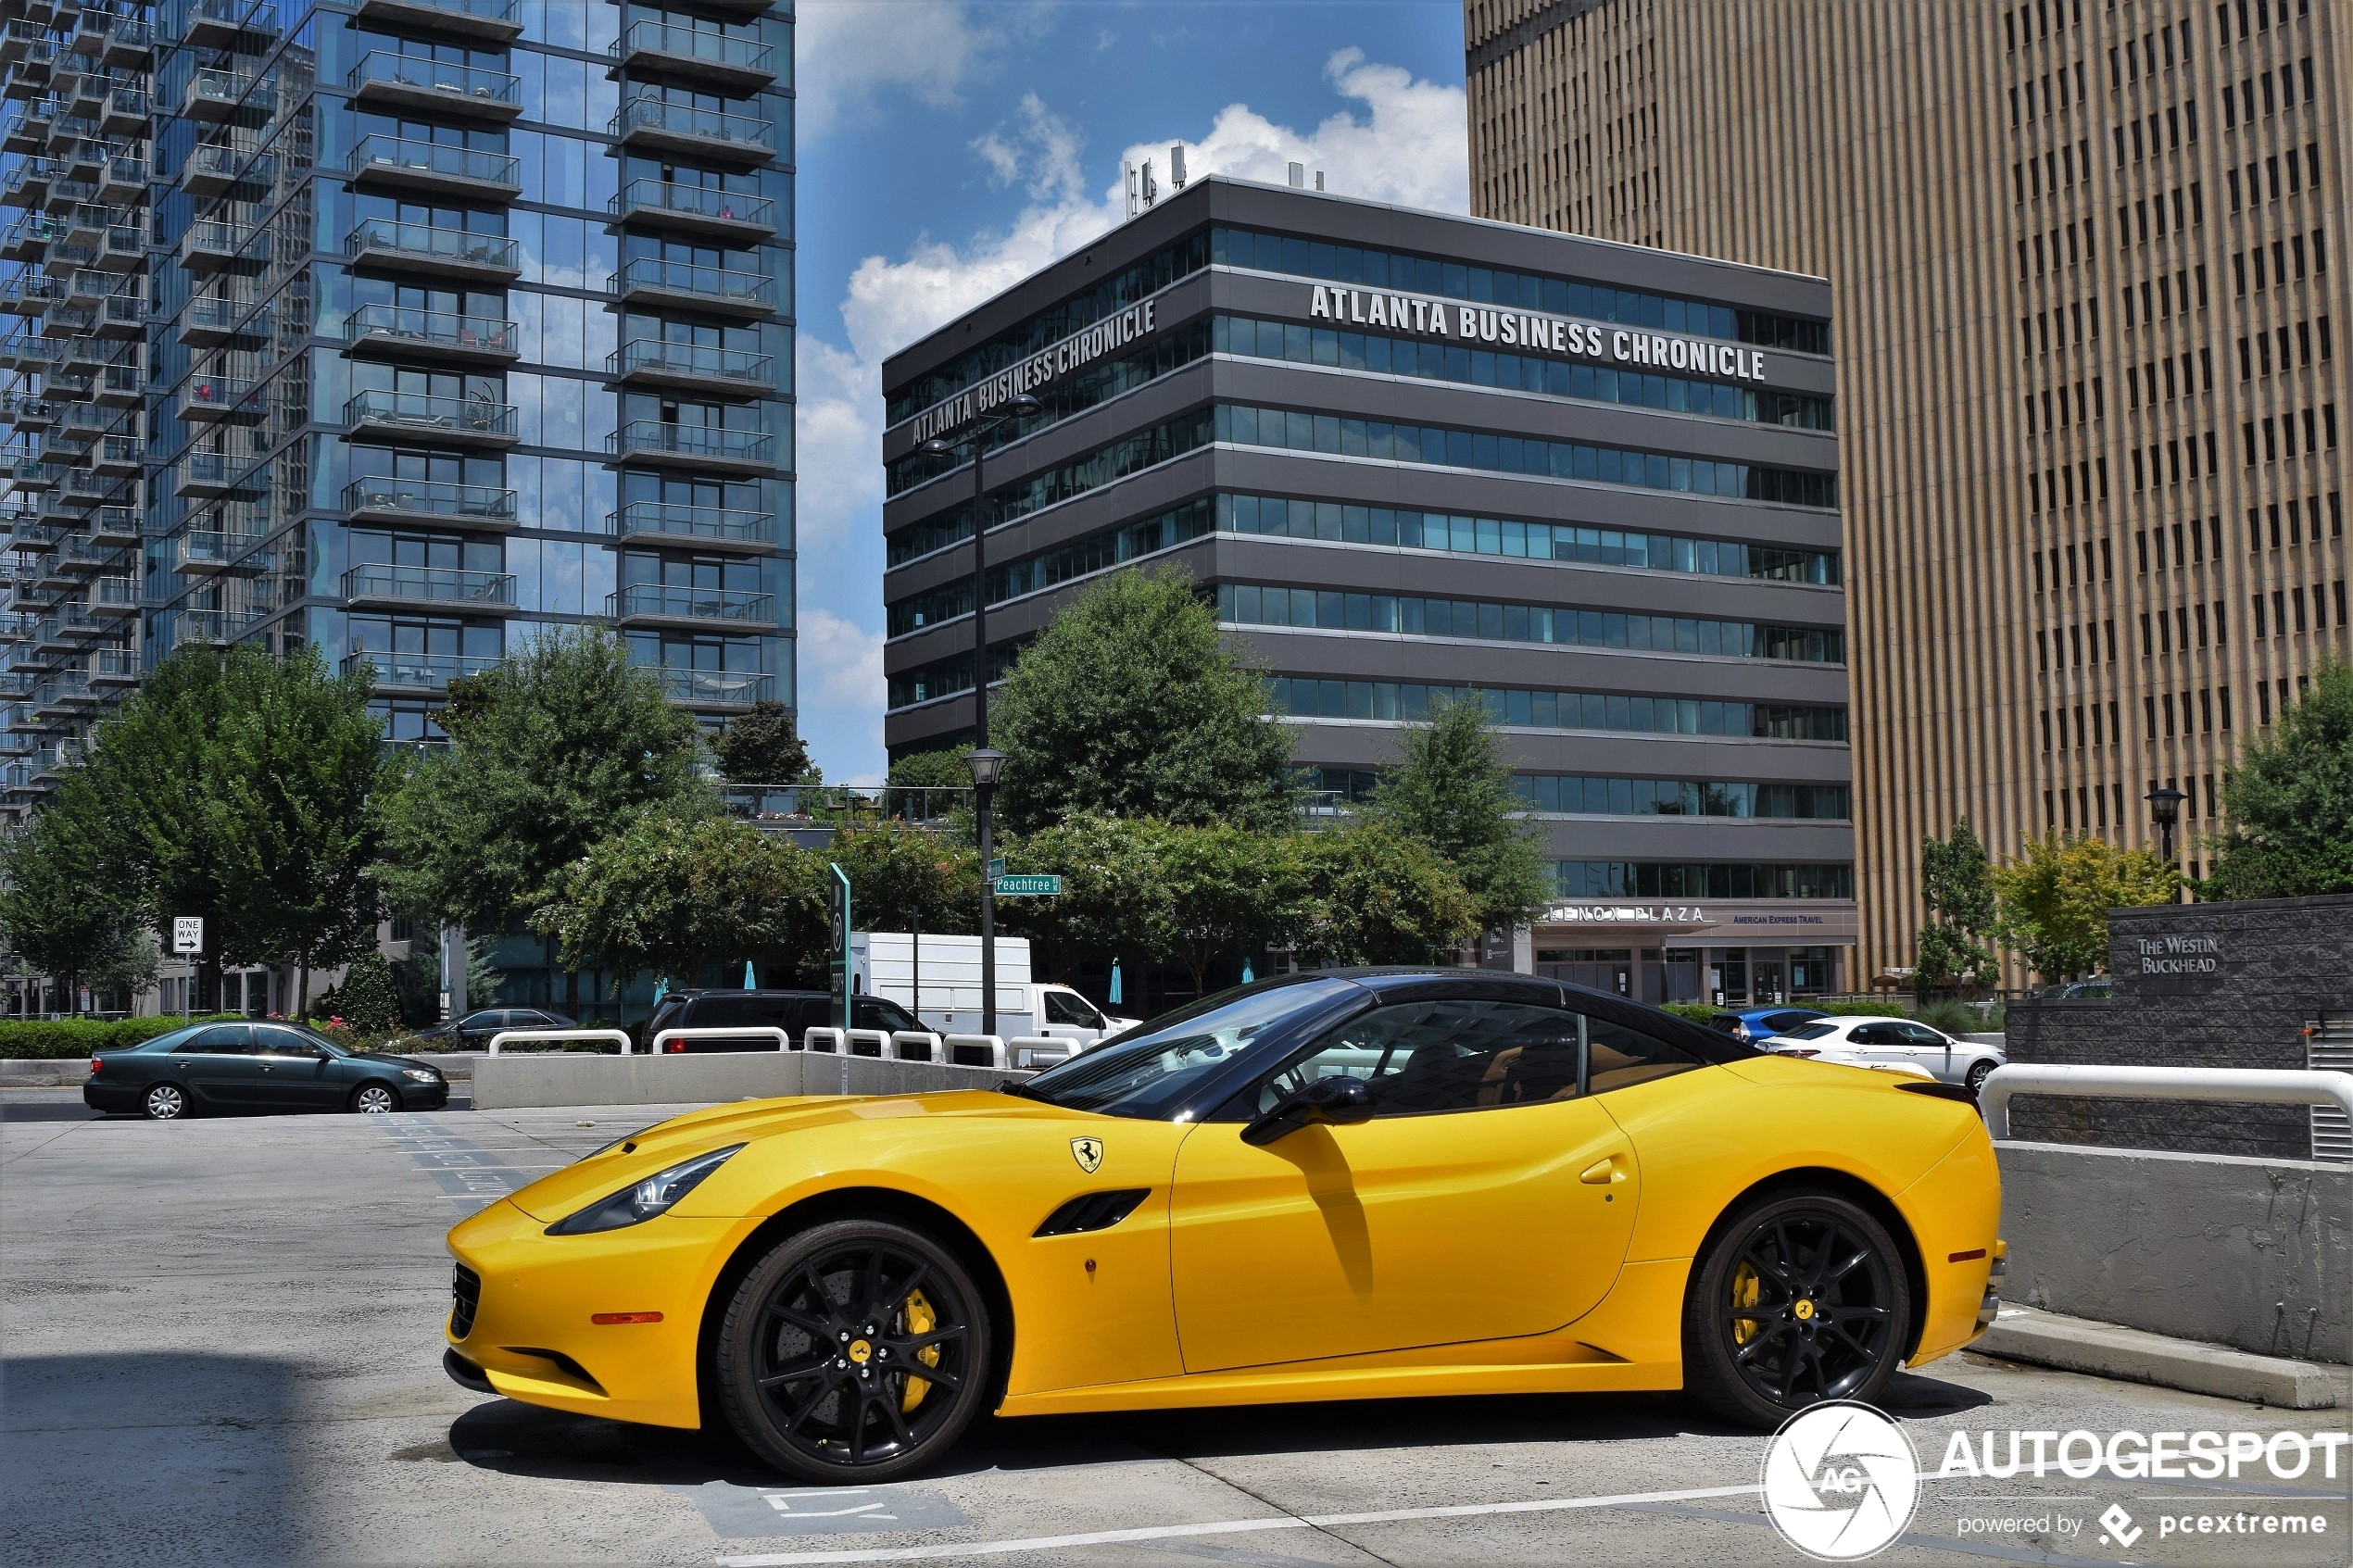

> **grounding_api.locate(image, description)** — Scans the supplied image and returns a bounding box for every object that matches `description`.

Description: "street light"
[965,747,1007,1036]
[2145,784,2186,897]
[919,392,1042,759]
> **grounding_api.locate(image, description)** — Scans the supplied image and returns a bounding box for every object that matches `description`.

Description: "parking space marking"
[375,1115,542,1206]
[710,1480,1768,1566]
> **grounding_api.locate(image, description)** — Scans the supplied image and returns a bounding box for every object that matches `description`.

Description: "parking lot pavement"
[4,1102,2347,1568]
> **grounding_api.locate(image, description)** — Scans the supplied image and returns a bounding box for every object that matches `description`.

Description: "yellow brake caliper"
[1730,1261,1762,1347]
[900,1288,940,1413]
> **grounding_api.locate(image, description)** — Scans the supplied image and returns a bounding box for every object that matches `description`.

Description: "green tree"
[709,699,820,784]
[528,809,823,997]
[332,951,402,1034]
[1365,693,1550,935]
[374,628,707,1004]
[1291,828,1480,967]
[0,797,145,1012]
[1157,823,1303,998]
[826,825,977,938]
[998,814,1180,983]
[1994,834,2179,983]
[1915,818,1999,992]
[2199,660,2353,899]
[887,748,971,788]
[992,567,1293,834]
[208,644,387,1015]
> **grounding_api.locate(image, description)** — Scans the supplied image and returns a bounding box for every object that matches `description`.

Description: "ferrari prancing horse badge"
[1070,1136,1104,1173]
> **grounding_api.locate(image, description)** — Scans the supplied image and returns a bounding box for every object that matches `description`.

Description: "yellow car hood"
[505,1090,1064,1222]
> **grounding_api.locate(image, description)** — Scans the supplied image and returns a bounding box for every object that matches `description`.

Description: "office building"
[881,175,1853,1003]
[1466,0,2347,980]
[0,0,798,798]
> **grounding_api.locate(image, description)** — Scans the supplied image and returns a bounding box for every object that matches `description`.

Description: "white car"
[1760,1015,2006,1091]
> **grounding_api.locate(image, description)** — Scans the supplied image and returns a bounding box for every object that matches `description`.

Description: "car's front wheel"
[715,1218,991,1485]
[351,1083,399,1114]
[142,1082,189,1121]
[1965,1059,1995,1092]
[1682,1188,1911,1429]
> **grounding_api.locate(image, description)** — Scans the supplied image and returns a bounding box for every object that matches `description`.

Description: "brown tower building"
[1466,0,2348,983]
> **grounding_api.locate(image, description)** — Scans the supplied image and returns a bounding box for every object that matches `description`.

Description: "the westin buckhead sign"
[905,300,1159,445]
[1309,283,1773,382]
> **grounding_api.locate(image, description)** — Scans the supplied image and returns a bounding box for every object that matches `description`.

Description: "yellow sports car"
[444,971,2002,1483]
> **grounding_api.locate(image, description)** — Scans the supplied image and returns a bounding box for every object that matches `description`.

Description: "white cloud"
[795,1,1061,138]
[790,51,1466,780]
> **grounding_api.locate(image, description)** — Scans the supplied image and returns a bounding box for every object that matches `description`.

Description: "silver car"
[1760,1015,2006,1091]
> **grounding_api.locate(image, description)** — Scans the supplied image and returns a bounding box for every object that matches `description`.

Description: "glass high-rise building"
[0,0,797,809]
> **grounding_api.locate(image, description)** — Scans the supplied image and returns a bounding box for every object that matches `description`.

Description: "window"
[172,1026,254,1055]
[1041,991,1105,1028]
[1253,998,1593,1115]
[254,1026,324,1059]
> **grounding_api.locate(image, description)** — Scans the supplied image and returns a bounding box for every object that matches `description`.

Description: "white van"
[849,933,1139,1047]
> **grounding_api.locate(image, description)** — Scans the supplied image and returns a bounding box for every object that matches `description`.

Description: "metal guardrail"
[485,1027,632,1056]
[1982,1064,2353,1144]
[943,1033,1005,1070]
[648,1025,791,1054]
[890,1030,942,1062]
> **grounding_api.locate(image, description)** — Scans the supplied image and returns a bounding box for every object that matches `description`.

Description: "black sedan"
[85,1022,450,1120]
[411,1007,579,1051]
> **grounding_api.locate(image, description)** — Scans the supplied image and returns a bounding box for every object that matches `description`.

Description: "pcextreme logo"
[1761,1402,1920,1561]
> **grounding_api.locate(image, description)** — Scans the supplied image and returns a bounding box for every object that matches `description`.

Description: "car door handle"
[1579,1155,1627,1185]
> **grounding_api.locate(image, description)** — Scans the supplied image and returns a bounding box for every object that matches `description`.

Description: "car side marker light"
[591,1311,664,1325]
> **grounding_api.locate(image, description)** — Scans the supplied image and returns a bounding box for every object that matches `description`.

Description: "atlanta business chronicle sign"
[906,299,1159,445]
[1309,283,1774,383]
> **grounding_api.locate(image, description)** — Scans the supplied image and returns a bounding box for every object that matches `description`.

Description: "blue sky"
[790,0,1471,781]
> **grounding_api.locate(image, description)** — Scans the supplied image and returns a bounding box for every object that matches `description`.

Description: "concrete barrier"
[468,1049,1028,1110]
[1996,1139,2352,1364]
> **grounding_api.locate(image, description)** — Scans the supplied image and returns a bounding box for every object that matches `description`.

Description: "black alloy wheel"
[715,1219,990,1484]
[1965,1059,1995,1092]
[1682,1190,1910,1429]
[352,1082,399,1114]
[142,1082,188,1121]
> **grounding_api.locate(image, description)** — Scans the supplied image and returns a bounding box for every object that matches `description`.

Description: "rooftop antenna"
[1141,157,1158,207]
[1287,161,1304,188]
[1315,169,1326,192]
[1168,144,1187,189]
[1124,160,1139,217]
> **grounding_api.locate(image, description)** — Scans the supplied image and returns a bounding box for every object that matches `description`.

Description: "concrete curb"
[1973,1305,2350,1410]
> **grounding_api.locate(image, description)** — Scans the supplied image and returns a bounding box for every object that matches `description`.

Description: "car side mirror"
[1242,1073,1374,1147]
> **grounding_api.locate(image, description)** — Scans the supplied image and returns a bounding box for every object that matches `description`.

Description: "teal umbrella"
[743,960,756,989]
[1108,960,1123,1007]
[652,978,667,1006]
[1241,959,1254,984]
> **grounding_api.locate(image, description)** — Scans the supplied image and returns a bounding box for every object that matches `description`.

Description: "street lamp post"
[965,746,1006,1036]
[2145,784,2186,899]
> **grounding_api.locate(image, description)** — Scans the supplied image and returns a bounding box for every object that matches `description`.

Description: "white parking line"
[711,1480,1767,1565]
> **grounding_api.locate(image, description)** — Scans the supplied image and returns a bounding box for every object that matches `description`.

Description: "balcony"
[89,644,137,684]
[89,506,138,547]
[609,178,778,243]
[352,0,522,44]
[180,0,282,50]
[611,21,778,92]
[341,476,517,531]
[346,134,521,203]
[610,95,774,163]
[97,153,144,203]
[344,389,520,448]
[100,18,152,69]
[100,85,147,137]
[177,374,258,423]
[174,607,265,647]
[94,293,142,338]
[0,392,55,429]
[0,101,56,156]
[182,67,274,124]
[608,338,775,398]
[658,667,775,709]
[342,648,501,693]
[605,500,776,554]
[346,218,520,282]
[2,158,56,207]
[344,303,518,365]
[90,575,135,616]
[93,435,138,475]
[179,142,274,199]
[607,583,776,631]
[180,219,269,273]
[173,452,262,499]
[173,530,269,575]
[609,256,775,319]
[178,295,268,346]
[348,52,521,119]
[607,420,776,475]
[341,562,518,613]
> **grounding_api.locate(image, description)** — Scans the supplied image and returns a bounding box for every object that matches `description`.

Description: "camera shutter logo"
[1760,1401,1920,1561]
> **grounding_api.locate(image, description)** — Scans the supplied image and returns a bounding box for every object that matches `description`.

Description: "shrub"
[335,952,402,1035]
[0,1014,244,1060]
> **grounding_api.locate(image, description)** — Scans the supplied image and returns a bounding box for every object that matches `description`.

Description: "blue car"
[1706,1006,1830,1046]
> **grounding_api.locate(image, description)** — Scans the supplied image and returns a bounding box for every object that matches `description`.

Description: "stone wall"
[2005,893,2353,1157]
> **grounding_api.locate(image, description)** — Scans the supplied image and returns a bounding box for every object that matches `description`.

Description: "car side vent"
[1895,1080,1980,1108]
[450,1263,482,1339]
[1033,1188,1151,1238]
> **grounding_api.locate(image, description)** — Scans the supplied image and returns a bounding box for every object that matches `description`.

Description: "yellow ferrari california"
[443,970,2002,1483]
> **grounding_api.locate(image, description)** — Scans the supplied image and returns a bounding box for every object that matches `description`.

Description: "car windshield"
[1015,977,1362,1119]
[1781,1022,1841,1041]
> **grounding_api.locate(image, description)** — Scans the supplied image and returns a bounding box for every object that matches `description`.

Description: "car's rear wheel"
[1965,1059,1995,1092]
[716,1218,990,1484]
[142,1082,188,1121]
[351,1083,399,1114]
[1682,1189,1910,1429]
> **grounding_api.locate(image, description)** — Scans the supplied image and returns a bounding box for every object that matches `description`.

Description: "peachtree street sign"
[994,873,1064,897]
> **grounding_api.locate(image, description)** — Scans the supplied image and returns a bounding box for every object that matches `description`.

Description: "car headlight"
[547,1145,743,1236]
[401,1069,440,1083]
